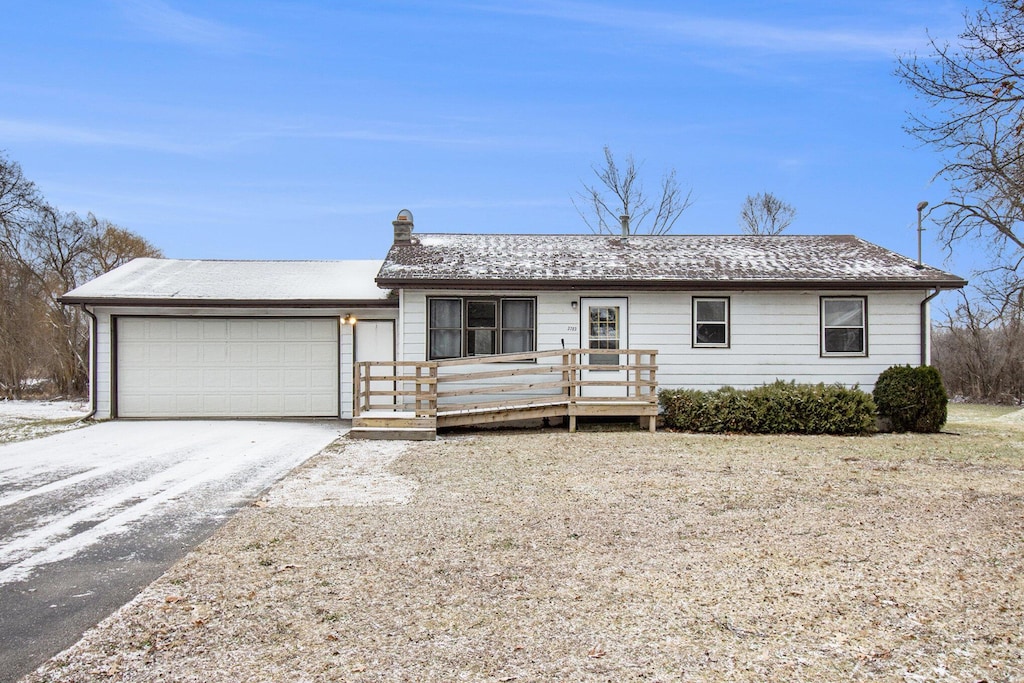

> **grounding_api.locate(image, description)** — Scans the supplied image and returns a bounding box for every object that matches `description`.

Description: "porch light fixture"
[571,301,578,311]
[343,314,357,325]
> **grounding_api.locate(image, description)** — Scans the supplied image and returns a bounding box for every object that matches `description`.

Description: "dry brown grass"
[27,406,1024,682]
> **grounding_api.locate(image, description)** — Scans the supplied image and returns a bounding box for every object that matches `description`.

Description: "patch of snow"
[63,258,390,302]
[0,400,89,423]
[264,439,416,507]
[995,407,1024,423]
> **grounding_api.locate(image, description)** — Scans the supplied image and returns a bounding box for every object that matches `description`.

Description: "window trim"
[426,296,537,361]
[692,296,731,349]
[820,296,868,357]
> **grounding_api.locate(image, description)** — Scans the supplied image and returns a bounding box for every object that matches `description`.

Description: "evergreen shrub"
[872,365,948,433]
[658,381,876,435]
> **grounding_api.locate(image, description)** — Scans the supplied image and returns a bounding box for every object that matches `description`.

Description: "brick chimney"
[393,208,414,244]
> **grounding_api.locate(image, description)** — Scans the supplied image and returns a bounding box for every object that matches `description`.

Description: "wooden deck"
[351,349,658,440]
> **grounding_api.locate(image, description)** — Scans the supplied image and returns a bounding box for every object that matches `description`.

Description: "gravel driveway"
[0,419,345,682]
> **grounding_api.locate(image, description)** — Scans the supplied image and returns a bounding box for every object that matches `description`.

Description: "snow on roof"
[62,258,392,305]
[377,233,967,289]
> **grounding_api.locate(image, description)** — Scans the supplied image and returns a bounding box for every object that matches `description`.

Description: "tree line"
[0,151,160,399]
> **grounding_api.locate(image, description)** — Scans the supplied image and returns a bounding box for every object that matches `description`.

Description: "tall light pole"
[916,201,929,268]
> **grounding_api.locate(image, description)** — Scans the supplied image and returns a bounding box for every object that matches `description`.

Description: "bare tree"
[573,146,693,235]
[85,218,161,279]
[739,192,796,235]
[896,0,1024,300]
[0,151,162,396]
[932,288,1024,403]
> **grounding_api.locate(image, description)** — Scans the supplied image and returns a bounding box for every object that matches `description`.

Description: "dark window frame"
[692,296,731,348]
[427,296,537,361]
[820,296,869,357]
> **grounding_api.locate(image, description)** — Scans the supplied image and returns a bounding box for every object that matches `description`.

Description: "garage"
[115,317,340,418]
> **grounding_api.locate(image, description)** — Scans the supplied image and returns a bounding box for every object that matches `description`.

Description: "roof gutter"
[920,288,944,367]
[78,304,98,421]
[375,278,969,292]
[57,297,398,308]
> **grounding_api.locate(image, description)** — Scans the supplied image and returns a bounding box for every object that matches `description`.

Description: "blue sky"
[2,0,981,284]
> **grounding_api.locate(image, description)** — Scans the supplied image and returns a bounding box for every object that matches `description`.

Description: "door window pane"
[588,305,620,365]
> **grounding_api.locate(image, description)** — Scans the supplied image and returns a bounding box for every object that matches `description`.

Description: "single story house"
[61,212,966,424]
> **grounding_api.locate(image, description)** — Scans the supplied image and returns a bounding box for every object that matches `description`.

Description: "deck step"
[353,415,436,429]
[349,426,437,441]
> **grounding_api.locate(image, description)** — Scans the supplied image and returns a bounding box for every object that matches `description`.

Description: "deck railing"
[353,348,658,420]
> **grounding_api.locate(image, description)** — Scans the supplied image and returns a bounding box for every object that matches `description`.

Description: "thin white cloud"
[0,119,202,154]
[111,0,255,52]
[469,0,925,57]
[0,116,531,154]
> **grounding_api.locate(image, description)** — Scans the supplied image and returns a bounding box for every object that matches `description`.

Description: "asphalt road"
[0,420,345,682]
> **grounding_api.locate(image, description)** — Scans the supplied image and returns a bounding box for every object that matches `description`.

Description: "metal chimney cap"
[397,208,414,222]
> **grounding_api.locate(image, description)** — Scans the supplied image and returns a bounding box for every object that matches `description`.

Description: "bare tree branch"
[896,0,1024,298]
[0,151,162,396]
[572,146,693,235]
[738,192,796,235]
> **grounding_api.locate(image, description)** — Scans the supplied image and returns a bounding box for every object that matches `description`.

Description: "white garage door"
[116,317,339,418]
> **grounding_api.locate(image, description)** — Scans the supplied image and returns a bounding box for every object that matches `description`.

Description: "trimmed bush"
[872,365,948,433]
[658,381,876,435]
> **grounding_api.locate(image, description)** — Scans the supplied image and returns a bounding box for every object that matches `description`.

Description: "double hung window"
[821,297,867,356]
[428,297,535,360]
[693,297,730,347]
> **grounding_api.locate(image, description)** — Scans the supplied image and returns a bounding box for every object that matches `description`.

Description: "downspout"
[80,304,98,420]
[919,288,942,367]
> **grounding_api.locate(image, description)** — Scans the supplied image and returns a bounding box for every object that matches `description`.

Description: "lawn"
[28,404,1024,682]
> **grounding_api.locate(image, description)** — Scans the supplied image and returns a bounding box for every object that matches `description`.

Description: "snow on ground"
[996,406,1024,423]
[0,400,89,422]
[0,399,91,444]
[0,420,345,586]
[265,438,416,507]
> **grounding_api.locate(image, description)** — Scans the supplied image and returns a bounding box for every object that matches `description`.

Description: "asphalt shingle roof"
[377,233,966,290]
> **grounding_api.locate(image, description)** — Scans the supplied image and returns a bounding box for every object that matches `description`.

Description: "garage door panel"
[202,344,227,363]
[257,344,281,363]
[202,369,228,389]
[229,321,254,339]
[117,317,339,418]
[176,344,200,363]
[256,321,282,340]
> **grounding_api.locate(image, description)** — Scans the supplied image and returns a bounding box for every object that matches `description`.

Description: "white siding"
[88,305,396,420]
[399,289,930,394]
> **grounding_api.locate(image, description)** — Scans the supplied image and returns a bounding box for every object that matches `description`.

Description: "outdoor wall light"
[571,301,578,311]
[343,314,357,325]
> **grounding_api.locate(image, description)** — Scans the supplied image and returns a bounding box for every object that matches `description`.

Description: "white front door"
[354,319,396,408]
[580,298,628,397]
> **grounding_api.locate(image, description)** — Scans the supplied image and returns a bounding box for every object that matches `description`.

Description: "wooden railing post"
[429,363,438,417]
[353,362,361,417]
[414,364,424,416]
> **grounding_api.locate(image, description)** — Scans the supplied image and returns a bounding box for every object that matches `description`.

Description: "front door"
[354,319,396,409]
[580,298,628,397]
